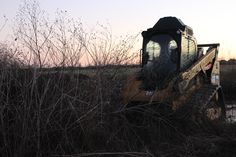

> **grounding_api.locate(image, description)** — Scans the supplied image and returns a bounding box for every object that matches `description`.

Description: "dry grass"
[0,65,236,157]
[0,66,146,156]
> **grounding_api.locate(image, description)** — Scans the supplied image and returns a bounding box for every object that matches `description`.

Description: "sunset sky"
[0,0,236,60]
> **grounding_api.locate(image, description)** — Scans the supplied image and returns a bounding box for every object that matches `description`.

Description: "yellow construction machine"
[123,17,225,122]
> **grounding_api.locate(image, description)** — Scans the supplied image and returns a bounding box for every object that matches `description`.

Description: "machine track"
[178,84,226,123]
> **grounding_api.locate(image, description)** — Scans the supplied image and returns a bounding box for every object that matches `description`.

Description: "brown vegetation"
[0,66,236,157]
[0,68,124,156]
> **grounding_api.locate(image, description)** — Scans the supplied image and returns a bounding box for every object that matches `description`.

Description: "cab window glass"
[146,41,161,60]
[168,40,177,54]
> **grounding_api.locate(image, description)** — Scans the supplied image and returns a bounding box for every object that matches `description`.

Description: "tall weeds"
[0,67,126,156]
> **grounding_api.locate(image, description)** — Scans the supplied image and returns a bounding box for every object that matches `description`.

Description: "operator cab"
[141,17,198,90]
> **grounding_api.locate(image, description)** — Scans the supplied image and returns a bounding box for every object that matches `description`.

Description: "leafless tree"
[14,2,54,156]
[48,10,85,67]
[14,1,139,68]
[14,0,54,68]
[84,23,139,66]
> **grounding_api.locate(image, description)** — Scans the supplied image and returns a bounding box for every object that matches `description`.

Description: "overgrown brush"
[1,66,236,157]
[0,67,124,156]
[0,66,159,156]
[1,68,236,157]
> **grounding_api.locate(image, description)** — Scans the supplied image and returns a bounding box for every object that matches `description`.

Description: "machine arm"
[178,44,220,93]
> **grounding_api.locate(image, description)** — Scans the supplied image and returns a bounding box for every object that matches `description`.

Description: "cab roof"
[142,16,193,37]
